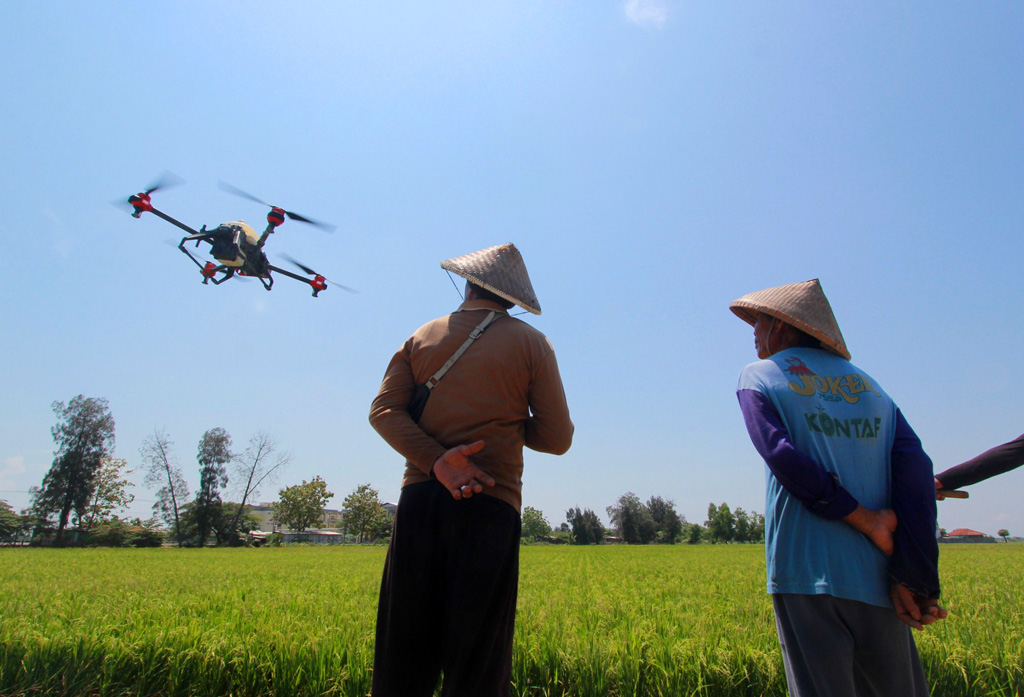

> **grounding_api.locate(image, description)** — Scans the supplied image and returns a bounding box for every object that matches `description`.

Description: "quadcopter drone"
[120,175,355,297]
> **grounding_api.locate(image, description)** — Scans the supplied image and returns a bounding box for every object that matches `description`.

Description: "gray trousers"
[772,593,930,697]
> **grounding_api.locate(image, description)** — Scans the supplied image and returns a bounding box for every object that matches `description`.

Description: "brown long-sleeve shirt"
[369,299,573,512]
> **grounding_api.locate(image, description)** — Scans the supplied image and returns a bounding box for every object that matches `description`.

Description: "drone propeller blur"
[117,174,355,297]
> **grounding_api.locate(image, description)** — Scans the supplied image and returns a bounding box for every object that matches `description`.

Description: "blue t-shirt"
[737,347,897,608]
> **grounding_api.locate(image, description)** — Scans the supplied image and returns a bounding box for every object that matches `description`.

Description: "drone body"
[120,177,353,297]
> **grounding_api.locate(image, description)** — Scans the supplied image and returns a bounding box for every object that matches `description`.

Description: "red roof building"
[941,528,995,543]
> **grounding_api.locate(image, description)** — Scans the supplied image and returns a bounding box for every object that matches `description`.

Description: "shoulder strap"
[425,311,502,389]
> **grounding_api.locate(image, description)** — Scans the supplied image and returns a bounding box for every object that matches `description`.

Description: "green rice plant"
[917,544,1024,697]
[0,543,1021,696]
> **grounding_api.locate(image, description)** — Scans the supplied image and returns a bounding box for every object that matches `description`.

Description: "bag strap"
[424,310,502,390]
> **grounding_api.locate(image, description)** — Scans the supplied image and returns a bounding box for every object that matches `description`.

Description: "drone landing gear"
[237,270,274,291]
[175,237,230,286]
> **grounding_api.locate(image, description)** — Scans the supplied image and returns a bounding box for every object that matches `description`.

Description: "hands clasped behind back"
[431,440,496,500]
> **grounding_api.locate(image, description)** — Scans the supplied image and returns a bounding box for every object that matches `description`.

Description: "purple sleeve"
[737,389,859,520]
[888,409,940,598]
[933,433,1024,491]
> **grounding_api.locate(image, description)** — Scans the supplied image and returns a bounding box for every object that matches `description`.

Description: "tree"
[140,429,190,547]
[607,492,657,544]
[170,501,201,545]
[684,522,703,544]
[341,483,389,542]
[733,507,753,543]
[705,502,736,543]
[194,428,232,545]
[213,503,262,544]
[566,507,605,545]
[80,458,135,529]
[130,518,166,547]
[998,528,1010,542]
[646,496,683,544]
[274,476,334,534]
[225,431,290,545]
[748,510,765,542]
[521,506,551,541]
[32,396,116,544]
[0,500,28,543]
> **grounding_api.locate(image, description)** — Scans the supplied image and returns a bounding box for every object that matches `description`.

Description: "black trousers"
[371,480,522,697]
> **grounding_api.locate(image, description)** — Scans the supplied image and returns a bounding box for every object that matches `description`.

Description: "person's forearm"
[934,433,1024,491]
[888,409,940,598]
[737,389,858,519]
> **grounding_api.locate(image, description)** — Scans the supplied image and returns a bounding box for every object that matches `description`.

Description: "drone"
[120,174,355,297]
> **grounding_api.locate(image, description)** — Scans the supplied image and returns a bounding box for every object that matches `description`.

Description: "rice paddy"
[0,544,1020,696]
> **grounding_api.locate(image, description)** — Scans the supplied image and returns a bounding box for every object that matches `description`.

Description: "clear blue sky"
[2,2,1021,537]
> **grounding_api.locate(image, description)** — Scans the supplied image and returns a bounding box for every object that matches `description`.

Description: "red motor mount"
[128,192,154,218]
[267,207,286,228]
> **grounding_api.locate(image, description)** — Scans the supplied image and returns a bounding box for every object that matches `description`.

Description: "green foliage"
[607,492,657,544]
[32,395,116,544]
[214,503,262,545]
[169,501,201,546]
[684,521,704,544]
[81,517,164,548]
[565,507,604,545]
[0,545,1021,696]
[646,496,684,544]
[195,428,232,545]
[521,506,551,541]
[545,529,571,544]
[140,429,189,547]
[226,432,290,546]
[705,502,736,542]
[130,520,165,548]
[87,518,132,547]
[80,457,135,529]
[704,503,765,544]
[340,484,388,542]
[0,500,28,543]
[998,528,1010,542]
[274,476,334,533]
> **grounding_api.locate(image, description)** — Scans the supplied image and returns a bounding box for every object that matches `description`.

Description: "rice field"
[0,544,1021,696]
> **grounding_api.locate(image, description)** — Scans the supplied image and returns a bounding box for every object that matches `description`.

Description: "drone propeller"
[217,181,337,233]
[143,171,184,195]
[115,171,184,217]
[281,254,358,294]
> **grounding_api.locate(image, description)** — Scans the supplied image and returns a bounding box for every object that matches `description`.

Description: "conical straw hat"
[441,243,541,315]
[729,279,850,360]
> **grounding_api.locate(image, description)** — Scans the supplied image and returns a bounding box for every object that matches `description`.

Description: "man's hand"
[935,478,969,500]
[890,583,948,630]
[843,506,897,556]
[431,441,496,500]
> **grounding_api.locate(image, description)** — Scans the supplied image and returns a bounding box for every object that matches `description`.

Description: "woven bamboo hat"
[441,243,541,315]
[729,279,850,360]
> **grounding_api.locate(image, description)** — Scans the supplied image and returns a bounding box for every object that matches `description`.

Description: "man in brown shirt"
[369,243,573,697]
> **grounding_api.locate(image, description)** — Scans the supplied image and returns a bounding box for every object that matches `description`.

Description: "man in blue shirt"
[731,279,946,697]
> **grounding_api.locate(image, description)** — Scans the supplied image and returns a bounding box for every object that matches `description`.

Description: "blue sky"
[2,2,1021,537]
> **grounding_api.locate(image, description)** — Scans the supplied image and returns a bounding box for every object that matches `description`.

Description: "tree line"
[3,395,394,547]
[6,393,762,549]
[523,495,765,545]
